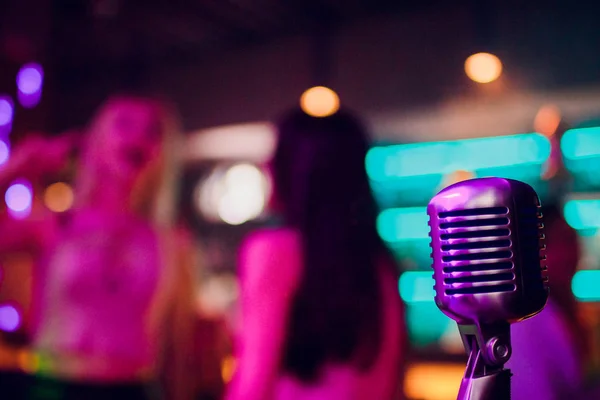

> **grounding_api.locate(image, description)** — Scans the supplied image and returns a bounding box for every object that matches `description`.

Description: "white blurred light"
[5,180,33,219]
[194,168,227,222]
[17,63,44,95]
[17,63,44,108]
[195,163,269,225]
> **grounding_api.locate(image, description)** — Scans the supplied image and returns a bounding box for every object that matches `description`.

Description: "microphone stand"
[456,322,512,400]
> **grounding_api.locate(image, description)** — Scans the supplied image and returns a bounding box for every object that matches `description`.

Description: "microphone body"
[427,177,548,400]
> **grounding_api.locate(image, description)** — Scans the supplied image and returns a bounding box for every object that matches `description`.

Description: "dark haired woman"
[225,108,407,400]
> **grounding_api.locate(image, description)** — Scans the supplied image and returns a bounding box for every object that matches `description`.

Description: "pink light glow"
[0,97,14,126]
[0,304,21,332]
[5,180,33,219]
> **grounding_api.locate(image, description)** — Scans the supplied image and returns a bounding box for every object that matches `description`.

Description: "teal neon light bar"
[572,270,600,301]
[377,207,429,241]
[561,127,600,161]
[399,271,435,303]
[563,199,600,231]
[400,270,599,304]
[366,133,551,182]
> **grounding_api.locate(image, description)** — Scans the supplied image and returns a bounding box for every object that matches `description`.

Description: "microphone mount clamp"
[456,321,512,400]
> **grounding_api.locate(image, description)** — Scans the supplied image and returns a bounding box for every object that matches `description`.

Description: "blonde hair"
[75,94,183,229]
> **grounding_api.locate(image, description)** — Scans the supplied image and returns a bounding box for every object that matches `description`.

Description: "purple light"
[0,97,14,126]
[0,140,9,166]
[18,91,41,109]
[0,304,21,332]
[17,63,43,95]
[5,180,33,219]
[17,63,43,109]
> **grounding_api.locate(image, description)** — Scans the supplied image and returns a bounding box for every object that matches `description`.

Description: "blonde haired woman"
[0,95,197,400]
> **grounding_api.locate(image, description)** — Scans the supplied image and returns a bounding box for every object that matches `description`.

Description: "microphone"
[427,177,548,400]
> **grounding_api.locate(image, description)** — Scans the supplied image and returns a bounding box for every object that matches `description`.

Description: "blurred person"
[0,95,199,400]
[225,108,408,400]
[507,204,588,400]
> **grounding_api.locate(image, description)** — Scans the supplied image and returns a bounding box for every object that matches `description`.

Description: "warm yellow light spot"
[43,182,74,213]
[534,104,561,137]
[18,350,40,374]
[300,86,340,117]
[404,362,464,400]
[465,52,503,83]
[221,355,237,383]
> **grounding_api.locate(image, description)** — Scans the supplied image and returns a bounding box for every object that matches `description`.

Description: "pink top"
[507,300,582,400]
[227,228,406,400]
[32,210,163,381]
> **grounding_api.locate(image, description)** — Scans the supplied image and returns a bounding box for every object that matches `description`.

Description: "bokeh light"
[300,86,340,117]
[0,140,10,166]
[218,164,268,225]
[464,52,503,84]
[534,104,561,137]
[404,362,463,400]
[572,270,600,301]
[17,63,44,95]
[367,133,550,182]
[17,63,43,108]
[43,182,74,213]
[221,356,237,384]
[18,350,40,374]
[0,304,21,332]
[195,163,269,225]
[0,97,14,126]
[5,180,33,219]
[377,207,429,241]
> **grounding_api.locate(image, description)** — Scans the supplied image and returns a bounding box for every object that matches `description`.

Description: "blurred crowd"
[0,92,598,400]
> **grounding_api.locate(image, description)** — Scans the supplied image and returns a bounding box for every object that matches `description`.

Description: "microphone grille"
[428,177,549,324]
[516,203,548,291]
[432,206,516,296]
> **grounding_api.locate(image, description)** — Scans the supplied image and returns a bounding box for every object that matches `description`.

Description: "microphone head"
[427,177,548,325]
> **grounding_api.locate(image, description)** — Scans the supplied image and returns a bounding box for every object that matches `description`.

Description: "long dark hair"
[272,107,391,381]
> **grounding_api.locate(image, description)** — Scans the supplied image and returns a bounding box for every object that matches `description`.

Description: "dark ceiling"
[3,0,600,133]
[3,0,452,71]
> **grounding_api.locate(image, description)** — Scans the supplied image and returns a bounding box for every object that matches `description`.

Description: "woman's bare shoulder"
[238,227,302,290]
[240,228,301,256]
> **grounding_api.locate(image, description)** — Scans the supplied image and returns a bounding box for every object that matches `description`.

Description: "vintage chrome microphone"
[427,177,549,400]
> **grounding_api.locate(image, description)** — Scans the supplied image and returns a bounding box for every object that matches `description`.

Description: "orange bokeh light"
[300,86,340,118]
[534,104,561,137]
[43,182,74,213]
[465,53,503,84]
